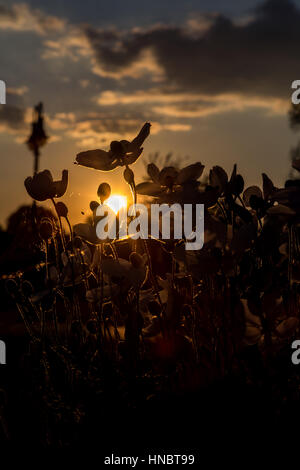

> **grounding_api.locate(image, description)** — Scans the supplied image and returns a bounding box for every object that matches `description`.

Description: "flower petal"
[128,122,151,152]
[52,169,68,198]
[262,173,275,200]
[243,186,263,207]
[147,163,160,183]
[209,166,228,192]
[177,162,204,184]
[159,166,178,186]
[76,149,118,171]
[135,182,164,196]
[123,147,143,165]
[267,204,296,216]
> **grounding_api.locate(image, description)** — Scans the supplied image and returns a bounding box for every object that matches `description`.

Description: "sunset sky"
[1,0,300,226]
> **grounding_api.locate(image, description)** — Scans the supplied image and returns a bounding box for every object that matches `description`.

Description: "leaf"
[267,204,296,216]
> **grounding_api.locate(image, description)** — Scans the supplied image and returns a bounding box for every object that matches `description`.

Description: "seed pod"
[123,167,134,184]
[39,220,53,240]
[21,280,34,297]
[90,200,99,212]
[97,182,111,203]
[5,279,19,296]
[55,201,68,218]
[129,252,144,268]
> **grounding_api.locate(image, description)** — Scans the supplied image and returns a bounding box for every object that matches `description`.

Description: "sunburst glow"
[105,194,127,214]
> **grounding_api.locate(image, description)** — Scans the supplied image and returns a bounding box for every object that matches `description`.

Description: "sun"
[105,194,127,214]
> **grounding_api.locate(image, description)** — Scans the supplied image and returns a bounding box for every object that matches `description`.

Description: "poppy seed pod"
[39,220,53,240]
[5,279,19,296]
[97,182,111,203]
[55,201,68,218]
[129,252,144,268]
[90,200,99,212]
[21,281,34,297]
[123,167,134,184]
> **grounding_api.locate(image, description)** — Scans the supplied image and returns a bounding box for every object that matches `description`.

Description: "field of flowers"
[1,104,300,449]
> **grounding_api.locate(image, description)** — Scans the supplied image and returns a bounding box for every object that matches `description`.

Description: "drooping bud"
[123,167,134,184]
[97,182,111,203]
[55,201,68,218]
[90,201,99,212]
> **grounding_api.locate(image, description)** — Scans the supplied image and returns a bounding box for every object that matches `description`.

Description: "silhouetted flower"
[24,169,68,201]
[136,162,204,197]
[75,123,151,171]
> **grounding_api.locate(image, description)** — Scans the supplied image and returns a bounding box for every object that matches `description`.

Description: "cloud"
[46,111,190,148]
[96,88,288,118]
[0,105,27,135]
[84,0,300,98]
[0,3,65,35]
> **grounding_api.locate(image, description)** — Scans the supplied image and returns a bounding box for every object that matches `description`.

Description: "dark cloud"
[84,0,300,98]
[0,5,16,21]
[0,105,26,131]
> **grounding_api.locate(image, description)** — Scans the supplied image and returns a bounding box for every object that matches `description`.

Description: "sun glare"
[106,194,127,214]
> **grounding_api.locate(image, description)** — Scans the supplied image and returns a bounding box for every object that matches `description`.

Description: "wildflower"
[209,166,228,193]
[75,123,151,171]
[24,169,68,201]
[136,162,204,197]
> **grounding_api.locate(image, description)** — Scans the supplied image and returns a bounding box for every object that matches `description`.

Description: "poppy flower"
[209,166,228,193]
[24,169,68,201]
[75,123,151,171]
[136,162,204,197]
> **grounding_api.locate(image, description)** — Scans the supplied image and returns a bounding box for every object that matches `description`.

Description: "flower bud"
[97,182,111,203]
[123,167,134,184]
[90,200,99,212]
[39,220,53,240]
[55,201,68,218]
[129,252,144,268]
